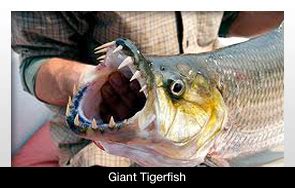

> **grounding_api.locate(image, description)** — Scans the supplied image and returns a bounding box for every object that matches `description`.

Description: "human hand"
[99,71,146,123]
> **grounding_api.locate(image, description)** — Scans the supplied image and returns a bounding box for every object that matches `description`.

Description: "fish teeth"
[65,102,70,116]
[68,96,72,103]
[139,84,147,93]
[94,48,108,54]
[108,116,116,129]
[130,70,141,82]
[74,114,80,126]
[118,56,133,70]
[94,41,115,51]
[67,96,72,107]
[91,118,98,129]
[113,45,123,54]
[96,55,106,61]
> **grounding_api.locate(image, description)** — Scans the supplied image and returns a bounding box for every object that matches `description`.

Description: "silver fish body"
[149,24,284,166]
[66,24,283,166]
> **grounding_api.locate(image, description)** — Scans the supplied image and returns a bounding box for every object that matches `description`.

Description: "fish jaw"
[65,38,157,140]
[149,71,228,162]
[65,38,228,166]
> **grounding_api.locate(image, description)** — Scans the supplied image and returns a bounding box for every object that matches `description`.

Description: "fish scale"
[204,26,283,161]
[66,24,283,166]
[150,24,283,163]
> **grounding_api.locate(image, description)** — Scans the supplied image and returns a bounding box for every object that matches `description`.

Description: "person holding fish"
[11,11,283,167]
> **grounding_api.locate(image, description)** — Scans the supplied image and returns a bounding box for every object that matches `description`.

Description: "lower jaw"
[67,65,151,135]
[70,89,214,166]
[97,134,209,166]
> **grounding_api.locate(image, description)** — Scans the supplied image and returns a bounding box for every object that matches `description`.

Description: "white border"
[8,0,286,11]
[1,0,294,167]
[0,8,11,167]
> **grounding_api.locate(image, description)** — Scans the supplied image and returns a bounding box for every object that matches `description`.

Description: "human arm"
[219,11,284,37]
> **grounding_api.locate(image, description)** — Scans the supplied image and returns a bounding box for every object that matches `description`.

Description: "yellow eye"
[169,79,185,97]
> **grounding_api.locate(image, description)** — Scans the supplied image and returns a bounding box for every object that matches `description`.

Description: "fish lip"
[66,38,157,135]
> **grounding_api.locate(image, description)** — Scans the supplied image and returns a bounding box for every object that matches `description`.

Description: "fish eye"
[169,79,185,97]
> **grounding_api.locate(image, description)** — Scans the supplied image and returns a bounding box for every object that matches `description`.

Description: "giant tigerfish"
[65,24,284,167]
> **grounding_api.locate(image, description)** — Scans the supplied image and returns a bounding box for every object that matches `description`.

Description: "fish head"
[151,56,227,144]
[66,38,227,166]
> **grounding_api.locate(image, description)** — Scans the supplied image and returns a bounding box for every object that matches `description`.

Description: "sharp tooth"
[68,96,72,106]
[118,56,133,70]
[91,119,98,129]
[65,103,70,116]
[113,45,123,54]
[96,55,106,61]
[94,48,108,54]
[94,41,115,51]
[130,70,141,82]
[139,84,147,93]
[74,114,80,126]
[108,116,116,128]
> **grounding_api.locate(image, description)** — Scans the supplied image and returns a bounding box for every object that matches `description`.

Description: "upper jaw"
[97,38,154,96]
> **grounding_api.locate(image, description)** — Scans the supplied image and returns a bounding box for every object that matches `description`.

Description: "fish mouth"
[66,38,157,138]
[65,38,226,166]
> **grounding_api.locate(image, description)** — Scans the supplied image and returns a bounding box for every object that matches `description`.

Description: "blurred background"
[11,51,52,155]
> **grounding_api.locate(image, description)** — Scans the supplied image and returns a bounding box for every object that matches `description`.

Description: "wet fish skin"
[65,25,283,166]
[210,25,283,163]
[150,25,283,165]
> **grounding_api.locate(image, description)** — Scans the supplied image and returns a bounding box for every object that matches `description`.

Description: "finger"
[99,102,111,123]
[101,82,120,106]
[116,73,146,112]
[101,82,130,121]
[109,72,137,109]
[129,79,141,93]
[129,80,146,110]
[129,79,146,99]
